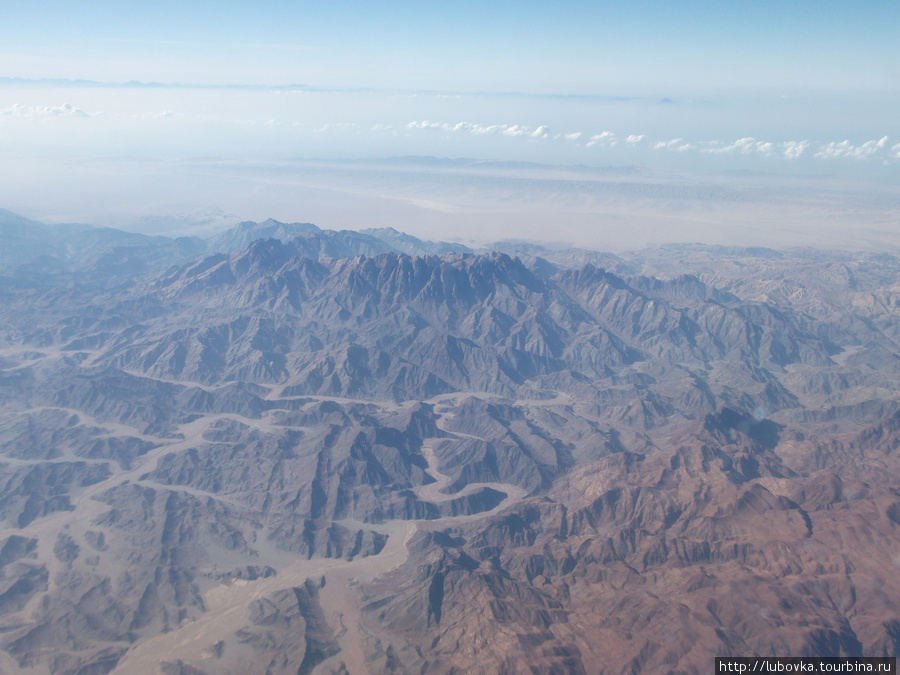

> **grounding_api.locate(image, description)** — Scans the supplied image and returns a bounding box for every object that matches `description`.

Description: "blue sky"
[3,0,898,91]
[1,1,898,246]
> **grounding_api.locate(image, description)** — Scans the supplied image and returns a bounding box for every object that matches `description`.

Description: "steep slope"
[357,410,900,673]
[18,243,836,421]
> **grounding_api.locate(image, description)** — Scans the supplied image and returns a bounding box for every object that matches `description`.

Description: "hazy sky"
[1,1,898,246]
[3,1,899,91]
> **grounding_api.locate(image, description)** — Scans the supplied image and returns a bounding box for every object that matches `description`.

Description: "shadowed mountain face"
[0,215,898,674]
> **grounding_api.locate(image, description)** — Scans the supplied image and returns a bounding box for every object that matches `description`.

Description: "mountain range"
[0,209,898,674]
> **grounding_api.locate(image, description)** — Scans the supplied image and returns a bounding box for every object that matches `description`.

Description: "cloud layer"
[0,86,895,176]
[406,119,895,165]
[815,136,888,160]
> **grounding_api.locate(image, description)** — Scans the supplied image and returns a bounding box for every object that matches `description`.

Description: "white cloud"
[653,138,694,152]
[0,102,92,119]
[408,120,514,135]
[471,123,506,135]
[406,120,441,130]
[782,140,808,159]
[39,103,90,118]
[815,136,888,159]
[314,122,360,133]
[701,138,775,156]
[502,124,530,137]
[586,131,616,148]
[407,122,893,166]
[407,120,580,143]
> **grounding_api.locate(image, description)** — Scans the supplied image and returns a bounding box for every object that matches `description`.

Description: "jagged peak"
[556,262,631,292]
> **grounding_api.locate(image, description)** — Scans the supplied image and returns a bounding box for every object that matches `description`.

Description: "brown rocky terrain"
[0,212,897,673]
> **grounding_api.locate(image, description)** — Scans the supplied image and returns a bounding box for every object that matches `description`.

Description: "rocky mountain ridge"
[0,213,898,673]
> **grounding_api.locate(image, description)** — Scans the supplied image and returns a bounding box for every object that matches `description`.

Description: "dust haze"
[4,155,899,253]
